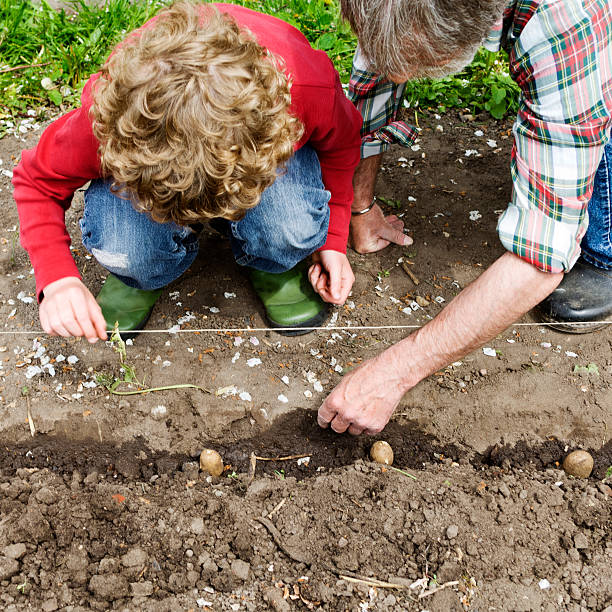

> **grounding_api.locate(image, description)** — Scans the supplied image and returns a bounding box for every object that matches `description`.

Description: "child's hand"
[39,277,107,343]
[308,250,354,304]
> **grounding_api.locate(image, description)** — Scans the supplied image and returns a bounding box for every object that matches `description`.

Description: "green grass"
[0,0,518,134]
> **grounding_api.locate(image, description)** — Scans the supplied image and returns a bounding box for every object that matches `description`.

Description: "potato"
[562,450,593,479]
[199,449,224,477]
[370,440,394,465]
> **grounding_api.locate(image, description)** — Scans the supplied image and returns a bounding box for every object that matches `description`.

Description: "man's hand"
[40,277,107,343]
[308,250,354,304]
[317,252,564,436]
[317,347,410,435]
[350,203,413,253]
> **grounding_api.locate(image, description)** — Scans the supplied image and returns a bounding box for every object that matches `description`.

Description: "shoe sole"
[538,313,610,334]
[266,305,330,336]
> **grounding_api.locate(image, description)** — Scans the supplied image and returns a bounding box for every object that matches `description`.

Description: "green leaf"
[47,89,62,106]
[316,32,336,50]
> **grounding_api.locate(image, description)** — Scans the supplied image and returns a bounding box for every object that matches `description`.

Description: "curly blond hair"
[91,1,303,225]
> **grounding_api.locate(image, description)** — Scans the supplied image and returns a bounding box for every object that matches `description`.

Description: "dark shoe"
[248,261,329,336]
[535,258,612,333]
[96,274,162,339]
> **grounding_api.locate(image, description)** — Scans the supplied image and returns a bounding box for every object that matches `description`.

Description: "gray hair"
[340,0,507,78]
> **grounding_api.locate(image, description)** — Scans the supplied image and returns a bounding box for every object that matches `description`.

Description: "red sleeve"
[12,77,102,298]
[294,72,362,253]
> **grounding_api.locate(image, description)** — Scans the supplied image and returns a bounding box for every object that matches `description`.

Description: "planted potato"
[370,440,394,465]
[199,449,224,477]
[562,450,593,479]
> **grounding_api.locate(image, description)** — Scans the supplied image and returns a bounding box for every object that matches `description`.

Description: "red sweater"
[13,3,362,297]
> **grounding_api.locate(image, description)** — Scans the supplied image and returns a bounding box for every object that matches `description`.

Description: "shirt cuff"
[360,121,421,158]
[497,203,585,273]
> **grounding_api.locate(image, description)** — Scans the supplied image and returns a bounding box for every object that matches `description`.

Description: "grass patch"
[0,0,517,134]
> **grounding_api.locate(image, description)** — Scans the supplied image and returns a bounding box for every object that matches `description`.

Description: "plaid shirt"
[349,0,612,273]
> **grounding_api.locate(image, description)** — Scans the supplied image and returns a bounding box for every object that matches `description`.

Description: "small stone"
[121,547,147,568]
[190,517,205,535]
[0,556,20,580]
[35,486,58,505]
[84,471,99,485]
[573,533,588,549]
[118,399,131,410]
[446,525,459,540]
[150,405,168,420]
[538,578,551,590]
[2,544,26,560]
[89,574,129,599]
[230,559,250,582]
[338,537,349,549]
[130,581,154,597]
[498,482,511,498]
[41,598,58,612]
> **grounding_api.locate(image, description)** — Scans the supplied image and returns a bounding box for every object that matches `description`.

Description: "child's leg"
[228,145,330,272]
[80,179,200,289]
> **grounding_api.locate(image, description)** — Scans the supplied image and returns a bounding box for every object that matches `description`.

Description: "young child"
[13,1,362,341]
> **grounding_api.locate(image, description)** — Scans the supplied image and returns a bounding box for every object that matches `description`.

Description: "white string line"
[0,321,610,335]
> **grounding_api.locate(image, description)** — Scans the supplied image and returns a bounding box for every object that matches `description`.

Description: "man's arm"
[349,154,413,252]
[318,252,563,435]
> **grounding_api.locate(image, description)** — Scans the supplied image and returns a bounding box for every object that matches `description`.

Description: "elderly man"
[317,0,612,435]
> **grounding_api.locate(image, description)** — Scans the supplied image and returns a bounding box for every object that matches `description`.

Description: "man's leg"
[228,145,332,334]
[81,180,199,334]
[537,142,612,332]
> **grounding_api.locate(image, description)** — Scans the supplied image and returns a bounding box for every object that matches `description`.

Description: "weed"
[273,468,285,480]
[96,322,209,396]
[605,465,612,480]
[377,196,402,210]
[378,268,391,279]
[403,48,520,119]
[16,578,27,593]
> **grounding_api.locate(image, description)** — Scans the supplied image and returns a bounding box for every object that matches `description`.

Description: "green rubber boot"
[248,262,329,336]
[96,274,162,339]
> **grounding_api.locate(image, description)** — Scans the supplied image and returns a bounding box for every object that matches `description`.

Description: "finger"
[317,402,336,428]
[379,222,413,247]
[325,259,343,302]
[308,263,321,285]
[39,307,55,336]
[48,301,82,338]
[337,266,355,303]
[330,414,351,434]
[348,424,364,436]
[69,294,98,342]
[88,297,108,341]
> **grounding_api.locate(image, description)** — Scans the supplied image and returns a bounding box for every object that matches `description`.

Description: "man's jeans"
[80,146,331,290]
[583,140,612,270]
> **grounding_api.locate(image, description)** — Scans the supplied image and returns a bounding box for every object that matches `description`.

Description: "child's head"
[91,1,303,225]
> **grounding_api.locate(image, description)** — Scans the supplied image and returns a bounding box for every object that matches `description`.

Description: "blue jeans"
[582,140,612,270]
[80,146,331,290]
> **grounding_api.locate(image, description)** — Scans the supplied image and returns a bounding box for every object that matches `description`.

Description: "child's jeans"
[582,139,612,270]
[80,145,331,290]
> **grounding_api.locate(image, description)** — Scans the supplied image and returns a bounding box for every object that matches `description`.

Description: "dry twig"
[401,262,420,285]
[254,453,311,462]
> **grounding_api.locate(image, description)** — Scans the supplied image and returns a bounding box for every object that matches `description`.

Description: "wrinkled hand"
[317,351,408,435]
[308,250,354,304]
[350,204,413,254]
[40,277,107,343]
